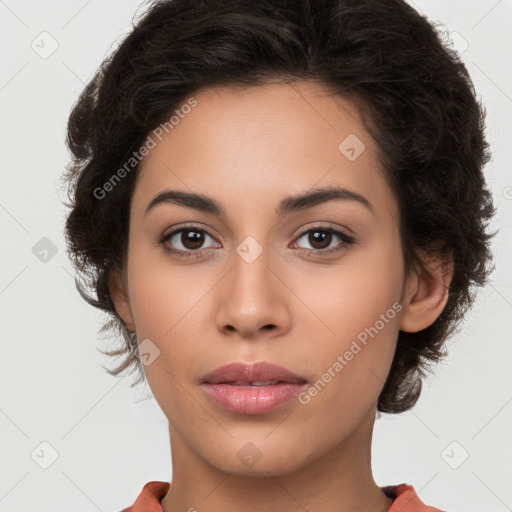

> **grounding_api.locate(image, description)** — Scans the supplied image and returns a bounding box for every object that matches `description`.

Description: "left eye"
[293,227,354,253]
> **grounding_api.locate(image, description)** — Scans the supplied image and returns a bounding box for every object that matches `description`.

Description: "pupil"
[183,230,204,249]
[310,230,331,249]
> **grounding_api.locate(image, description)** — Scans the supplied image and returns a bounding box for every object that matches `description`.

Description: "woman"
[61,0,496,510]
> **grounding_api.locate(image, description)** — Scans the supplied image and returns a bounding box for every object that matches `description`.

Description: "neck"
[161,406,394,512]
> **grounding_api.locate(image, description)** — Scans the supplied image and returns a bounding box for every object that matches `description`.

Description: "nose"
[215,241,292,341]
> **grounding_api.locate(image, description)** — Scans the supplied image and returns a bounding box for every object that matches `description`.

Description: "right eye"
[159,225,220,259]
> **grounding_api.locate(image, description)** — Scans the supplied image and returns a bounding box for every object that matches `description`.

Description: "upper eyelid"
[163,223,217,240]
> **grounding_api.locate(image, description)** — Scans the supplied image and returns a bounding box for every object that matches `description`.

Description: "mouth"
[220,380,287,387]
[201,361,308,415]
[201,360,307,385]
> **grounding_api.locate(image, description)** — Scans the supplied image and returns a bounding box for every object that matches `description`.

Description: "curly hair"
[60,0,496,413]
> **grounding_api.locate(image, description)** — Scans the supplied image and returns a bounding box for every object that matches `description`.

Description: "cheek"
[126,264,203,417]
[291,248,402,411]
[296,244,403,342]
[127,244,210,338]
[125,253,206,394]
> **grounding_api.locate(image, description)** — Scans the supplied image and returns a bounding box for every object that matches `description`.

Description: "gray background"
[1,0,511,510]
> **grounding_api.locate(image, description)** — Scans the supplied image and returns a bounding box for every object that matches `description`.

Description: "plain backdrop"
[1,1,511,511]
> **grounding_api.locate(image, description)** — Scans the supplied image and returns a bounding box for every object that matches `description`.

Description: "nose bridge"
[230,234,273,300]
[215,232,290,337]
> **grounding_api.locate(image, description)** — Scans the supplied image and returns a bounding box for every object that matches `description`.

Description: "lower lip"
[202,382,306,414]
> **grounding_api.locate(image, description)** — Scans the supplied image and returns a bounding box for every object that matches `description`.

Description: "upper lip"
[202,361,307,384]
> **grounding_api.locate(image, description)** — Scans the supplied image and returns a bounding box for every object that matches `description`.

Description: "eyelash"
[158,223,356,259]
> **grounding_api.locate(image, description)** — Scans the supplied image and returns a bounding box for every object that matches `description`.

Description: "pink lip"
[201,361,307,415]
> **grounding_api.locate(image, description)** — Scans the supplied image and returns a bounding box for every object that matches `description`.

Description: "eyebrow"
[144,185,374,218]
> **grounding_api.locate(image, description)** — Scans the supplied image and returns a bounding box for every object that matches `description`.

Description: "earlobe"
[399,254,454,333]
[108,267,136,332]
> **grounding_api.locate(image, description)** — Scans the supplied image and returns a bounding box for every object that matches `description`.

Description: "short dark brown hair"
[60,0,496,413]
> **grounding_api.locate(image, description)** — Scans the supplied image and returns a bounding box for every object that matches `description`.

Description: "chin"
[213,454,309,478]
[198,436,316,478]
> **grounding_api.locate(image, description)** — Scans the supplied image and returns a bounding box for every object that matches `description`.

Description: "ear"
[399,252,454,333]
[108,267,136,332]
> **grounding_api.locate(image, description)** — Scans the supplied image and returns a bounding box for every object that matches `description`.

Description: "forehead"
[132,80,397,223]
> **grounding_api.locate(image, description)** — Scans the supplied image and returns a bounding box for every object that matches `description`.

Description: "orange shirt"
[120,481,445,511]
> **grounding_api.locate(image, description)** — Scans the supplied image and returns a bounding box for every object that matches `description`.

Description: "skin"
[109,80,453,512]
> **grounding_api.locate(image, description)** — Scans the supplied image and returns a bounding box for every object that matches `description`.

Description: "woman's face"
[115,80,412,475]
